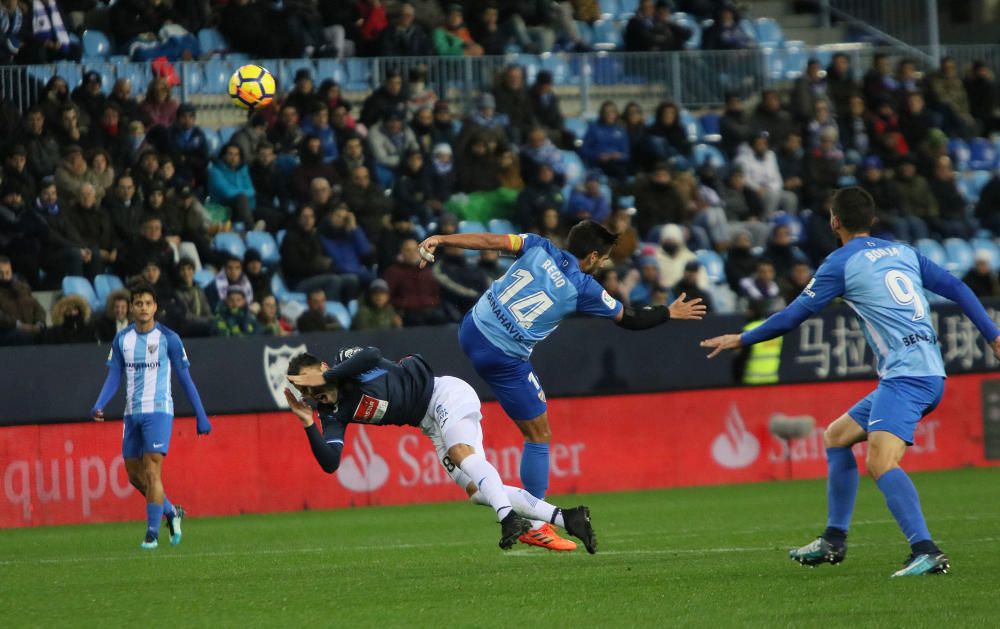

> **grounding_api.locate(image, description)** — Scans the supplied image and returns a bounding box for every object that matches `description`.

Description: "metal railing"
[5,42,1000,124]
[826,0,940,64]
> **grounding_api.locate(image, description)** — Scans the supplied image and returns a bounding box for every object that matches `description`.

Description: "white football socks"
[471,485,564,529]
[459,453,512,521]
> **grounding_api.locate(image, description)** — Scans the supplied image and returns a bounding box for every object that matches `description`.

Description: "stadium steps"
[748,1,847,47]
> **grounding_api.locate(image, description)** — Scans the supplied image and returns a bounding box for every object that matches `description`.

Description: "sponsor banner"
[2,374,997,528]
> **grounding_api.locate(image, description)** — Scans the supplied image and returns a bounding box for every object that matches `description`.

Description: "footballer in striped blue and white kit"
[702,188,1000,577]
[92,284,212,550]
[419,220,706,550]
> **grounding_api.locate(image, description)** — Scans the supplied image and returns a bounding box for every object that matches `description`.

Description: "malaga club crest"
[264,343,308,408]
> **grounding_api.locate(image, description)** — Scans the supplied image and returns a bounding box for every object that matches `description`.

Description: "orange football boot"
[518,523,577,551]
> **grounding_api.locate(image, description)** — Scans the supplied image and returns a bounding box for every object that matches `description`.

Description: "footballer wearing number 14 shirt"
[418,220,707,551]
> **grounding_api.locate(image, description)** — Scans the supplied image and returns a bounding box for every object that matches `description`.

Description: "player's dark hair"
[287,352,322,376]
[130,282,157,304]
[830,186,876,234]
[0,255,11,266]
[566,220,619,260]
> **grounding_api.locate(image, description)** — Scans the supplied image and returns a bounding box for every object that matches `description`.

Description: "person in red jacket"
[382,238,446,326]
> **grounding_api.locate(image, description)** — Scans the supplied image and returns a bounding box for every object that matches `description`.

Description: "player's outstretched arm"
[285,388,345,474]
[91,349,123,421]
[614,293,706,330]
[168,337,212,435]
[701,300,813,359]
[417,233,518,267]
[919,254,1000,355]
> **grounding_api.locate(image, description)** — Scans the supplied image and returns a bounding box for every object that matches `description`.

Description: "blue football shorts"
[459,314,547,421]
[847,376,945,445]
[122,412,174,459]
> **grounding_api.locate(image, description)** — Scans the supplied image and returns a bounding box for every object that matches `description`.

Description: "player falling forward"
[417,220,706,550]
[701,188,1000,577]
[285,347,598,552]
[92,284,212,549]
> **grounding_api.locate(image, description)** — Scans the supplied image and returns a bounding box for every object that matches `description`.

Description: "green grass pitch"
[2,468,998,627]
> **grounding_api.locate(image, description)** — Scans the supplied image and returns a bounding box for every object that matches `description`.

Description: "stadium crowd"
[3,5,1000,345]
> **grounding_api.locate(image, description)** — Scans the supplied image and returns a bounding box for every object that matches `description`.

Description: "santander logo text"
[711,405,761,469]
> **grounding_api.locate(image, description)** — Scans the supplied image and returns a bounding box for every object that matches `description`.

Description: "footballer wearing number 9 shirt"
[702,187,1000,577]
[418,220,707,550]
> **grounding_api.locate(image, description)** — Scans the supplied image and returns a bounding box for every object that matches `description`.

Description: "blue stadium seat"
[754,17,784,47]
[679,109,701,143]
[943,238,974,276]
[276,229,287,247]
[325,301,352,329]
[347,299,359,317]
[738,19,757,44]
[218,125,238,145]
[617,0,638,16]
[458,220,486,234]
[671,13,701,49]
[345,58,372,90]
[82,30,111,60]
[212,232,246,258]
[270,273,307,304]
[968,138,997,171]
[181,65,204,94]
[194,268,215,288]
[564,117,589,140]
[62,276,101,311]
[695,250,726,285]
[948,138,970,171]
[94,273,124,304]
[561,150,585,184]
[693,143,726,168]
[517,54,542,84]
[782,42,808,80]
[961,170,992,202]
[971,238,1000,270]
[316,59,347,85]
[575,20,594,47]
[591,19,624,50]
[699,113,721,143]
[203,129,221,159]
[599,0,619,17]
[203,60,233,95]
[540,54,574,85]
[916,238,946,267]
[762,47,787,81]
[245,231,280,266]
[488,219,516,235]
[197,28,228,57]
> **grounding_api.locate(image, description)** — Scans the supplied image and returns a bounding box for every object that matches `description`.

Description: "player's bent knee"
[446,443,475,466]
[517,415,551,442]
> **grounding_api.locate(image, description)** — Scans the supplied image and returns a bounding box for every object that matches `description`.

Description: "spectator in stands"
[89,149,114,203]
[803,99,838,150]
[269,103,305,156]
[318,204,372,298]
[132,149,162,196]
[802,203,837,265]
[300,104,340,166]
[566,170,611,223]
[331,135,375,183]
[625,0,691,52]
[470,2,510,56]
[899,91,938,152]
[804,126,844,211]
[779,260,812,305]
[858,155,925,243]
[352,278,401,330]
[581,101,630,181]
[0,183,46,288]
[249,142,287,224]
[360,69,407,129]
[501,0,555,54]
[862,53,894,108]
[376,206,417,270]
[735,131,794,216]
[515,162,564,230]
[927,56,975,138]
[27,3,80,63]
[172,257,212,337]
[701,3,752,50]
[120,121,151,168]
[928,155,975,239]
[838,94,870,165]
[353,0,389,56]
[627,256,660,306]
[279,206,344,301]
[300,176,336,219]
[634,161,685,239]
[296,287,342,333]
[379,2,433,56]
[825,53,857,120]
[392,149,433,224]
[750,90,794,146]
[520,126,566,186]
[533,207,568,248]
[67,182,116,271]
[38,77,72,128]
[975,171,1000,235]
[529,71,567,145]
[432,244,489,322]
[257,294,292,336]
[719,165,767,245]
[457,93,509,154]
[3,145,36,202]
[0,0,24,65]
[869,97,908,168]
[496,147,524,190]
[776,131,805,206]
[212,287,258,337]
[88,104,127,168]
[342,165,393,239]
[207,255,254,311]
[20,107,60,180]
[605,206,640,266]
[410,106,435,155]
[719,93,752,159]
[369,110,420,178]
[596,267,627,304]
[231,114,269,169]
[430,101,457,148]
[207,143,256,227]
[383,238,445,326]
[434,3,482,56]
[477,248,504,282]
[655,223,698,290]
[405,66,438,117]
[53,104,85,147]
[139,260,173,306]
[723,230,757,292]
[95,290,131,343]
[893,58,921,103]
[291,138,340,206]
[165,103,209,185]
[790,58,827,123]
[0,255,46,345]
[102,173,139,249]
[896,155,938,229]
[739,258,781,306]
[285,70,319,120]
[965,61,1000,134]
[330,102,358,148]
[426,143,456,210]
[243,249,271,303]
[36,177,101,282]
[642,101,692,167]
[457,133,501,193]
[108,79,144,126]
[54,145,95,203]
[221,0,288,58]
[763,223,808,280]
[494,65,536,146]
[673,260,712,313]
[45,294,94,345]
[963,251,1000,299]
[141,78,178,130]
[915,127,948,179]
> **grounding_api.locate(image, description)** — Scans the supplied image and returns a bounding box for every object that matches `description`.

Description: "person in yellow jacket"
[736,298,784,385]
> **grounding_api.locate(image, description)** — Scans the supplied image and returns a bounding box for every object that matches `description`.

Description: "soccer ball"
[228,65,276,111]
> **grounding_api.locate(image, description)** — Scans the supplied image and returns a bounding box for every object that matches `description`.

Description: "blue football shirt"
[794,237,945,379]
[107,323,190,416]
[470,234,623,358]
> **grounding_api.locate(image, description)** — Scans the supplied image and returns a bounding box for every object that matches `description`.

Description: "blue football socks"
[520,442,550,499]
[825,447,859,539]
[146,503,164,540]
[876,467,934,550]
[162,497,176,522]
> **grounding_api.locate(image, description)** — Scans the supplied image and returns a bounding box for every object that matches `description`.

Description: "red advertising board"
[2,374,997,528]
